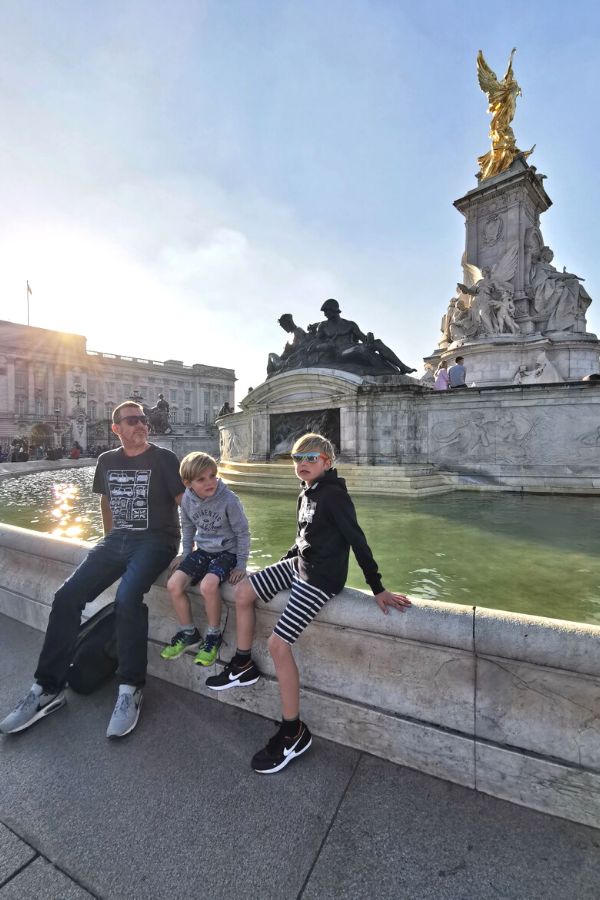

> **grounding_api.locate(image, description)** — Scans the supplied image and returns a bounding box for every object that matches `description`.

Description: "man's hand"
[374,590,412,616]
[228,568,246,585]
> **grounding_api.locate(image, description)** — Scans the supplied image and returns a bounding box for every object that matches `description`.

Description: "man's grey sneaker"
[160,628,202,660]
[252,722,312,774]
[205,658,260,691]
[0,689,66,734]
[106,689,143,738]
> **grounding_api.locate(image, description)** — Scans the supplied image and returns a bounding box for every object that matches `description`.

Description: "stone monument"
[426,49,599,385]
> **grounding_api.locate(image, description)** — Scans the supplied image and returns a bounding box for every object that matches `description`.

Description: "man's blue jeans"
[35,530,177,694]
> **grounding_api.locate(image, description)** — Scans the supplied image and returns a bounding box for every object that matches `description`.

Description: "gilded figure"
[476,48,534,179]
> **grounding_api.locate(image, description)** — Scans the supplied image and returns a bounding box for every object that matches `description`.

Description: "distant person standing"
[448,356,467,389]
[433,360,450,391]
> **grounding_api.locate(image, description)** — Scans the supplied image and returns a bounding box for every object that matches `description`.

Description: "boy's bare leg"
[199,573,222,628]
[268,633,300,720]
[166,570,193,626]
[234,578,258,651]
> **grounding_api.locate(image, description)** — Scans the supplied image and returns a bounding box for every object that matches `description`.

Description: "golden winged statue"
[477,48,534,179]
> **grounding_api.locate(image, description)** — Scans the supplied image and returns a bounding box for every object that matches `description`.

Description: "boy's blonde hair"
[180,451,218,482]
[291,433,336,462]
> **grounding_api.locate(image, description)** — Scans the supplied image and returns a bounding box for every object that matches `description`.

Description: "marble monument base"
[428,332,600,387]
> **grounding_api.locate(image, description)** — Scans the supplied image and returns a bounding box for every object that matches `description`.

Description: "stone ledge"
[2,523,600,828]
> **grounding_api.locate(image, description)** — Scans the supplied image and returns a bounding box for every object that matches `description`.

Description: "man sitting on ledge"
[0,401,184,739]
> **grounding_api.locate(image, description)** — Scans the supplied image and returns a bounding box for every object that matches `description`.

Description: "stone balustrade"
[1,521,599,828]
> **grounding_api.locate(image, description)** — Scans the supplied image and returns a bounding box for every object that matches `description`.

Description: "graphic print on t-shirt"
[297,495,317,552]
[107,469,151,529]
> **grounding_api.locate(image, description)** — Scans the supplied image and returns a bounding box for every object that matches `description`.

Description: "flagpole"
[26,281,31,326]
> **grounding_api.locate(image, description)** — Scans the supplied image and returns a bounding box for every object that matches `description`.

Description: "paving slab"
[2,613,600,900]
[302,754,600,900]
[0,856,94,899]
[0,823,35,887]
[0,615,358,899]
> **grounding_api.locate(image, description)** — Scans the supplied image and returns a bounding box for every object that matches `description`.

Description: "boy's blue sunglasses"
[291,452,327,463]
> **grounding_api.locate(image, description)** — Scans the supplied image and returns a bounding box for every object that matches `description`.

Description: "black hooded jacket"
[281,468,385,596]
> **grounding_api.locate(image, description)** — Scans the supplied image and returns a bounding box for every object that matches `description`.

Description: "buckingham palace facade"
[0,320,235,448]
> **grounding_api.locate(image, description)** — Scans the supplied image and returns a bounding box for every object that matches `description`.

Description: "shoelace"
[203,634,220,652]
[114,693,133,715]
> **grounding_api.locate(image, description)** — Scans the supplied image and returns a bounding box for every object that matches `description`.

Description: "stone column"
[454,158,552,331]
[27,364,35,414]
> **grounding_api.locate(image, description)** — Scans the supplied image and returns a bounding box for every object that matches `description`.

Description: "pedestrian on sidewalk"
[206,432,411,773]
[0,401,184,739]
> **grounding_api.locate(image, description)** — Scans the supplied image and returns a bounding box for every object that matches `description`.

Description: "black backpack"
[68,602,118,694]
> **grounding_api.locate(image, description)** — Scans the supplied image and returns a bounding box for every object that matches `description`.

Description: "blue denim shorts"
[178,548,237,585]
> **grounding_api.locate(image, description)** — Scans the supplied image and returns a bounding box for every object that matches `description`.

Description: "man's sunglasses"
[291,452,328,463]
[115,415,148,426]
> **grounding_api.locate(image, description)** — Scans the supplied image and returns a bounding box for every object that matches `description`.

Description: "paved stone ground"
[1,613,600,900]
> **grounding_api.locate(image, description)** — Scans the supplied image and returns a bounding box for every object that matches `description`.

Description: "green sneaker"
[160,628,201,660]
[194,633,222,666]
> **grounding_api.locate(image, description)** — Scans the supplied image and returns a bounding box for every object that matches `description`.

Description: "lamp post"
[129,389,144,405]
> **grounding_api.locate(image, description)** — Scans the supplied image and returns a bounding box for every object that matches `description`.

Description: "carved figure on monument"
[420,363,435,386]
[448,297,477,343]
[439,298,458,347]
[530,246,591,333]
[266,299,416,377]
[492,292,519,335]
[476,48,534,180]
[457,246,519,337]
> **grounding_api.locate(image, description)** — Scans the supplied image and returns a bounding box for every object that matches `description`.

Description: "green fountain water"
[1,467,599,625]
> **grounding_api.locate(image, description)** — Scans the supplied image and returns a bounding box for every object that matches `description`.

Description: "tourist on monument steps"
[0,401,184,739]
[434,359,450,391]
[206,432,411,773]
[448,355,467,389]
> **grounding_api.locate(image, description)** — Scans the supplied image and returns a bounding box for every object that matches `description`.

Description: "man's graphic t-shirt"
[105,468,151,529]
[93,444,184,544]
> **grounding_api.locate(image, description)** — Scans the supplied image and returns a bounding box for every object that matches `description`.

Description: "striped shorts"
[249,558,334,645]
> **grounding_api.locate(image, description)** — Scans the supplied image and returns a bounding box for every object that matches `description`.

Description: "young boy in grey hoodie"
[160,452,250,666]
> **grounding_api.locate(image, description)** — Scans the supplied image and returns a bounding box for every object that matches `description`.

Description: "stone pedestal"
[431,157,600,383]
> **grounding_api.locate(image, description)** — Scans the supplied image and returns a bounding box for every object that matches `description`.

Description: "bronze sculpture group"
[267,299,416,378]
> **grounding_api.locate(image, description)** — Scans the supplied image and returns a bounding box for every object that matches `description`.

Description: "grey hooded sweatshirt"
[180,478,250,568]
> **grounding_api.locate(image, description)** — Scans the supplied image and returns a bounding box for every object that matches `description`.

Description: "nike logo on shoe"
[283,733,304,757]
[229,667,250,681]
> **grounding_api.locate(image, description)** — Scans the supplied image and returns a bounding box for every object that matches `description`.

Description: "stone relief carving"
[220,425,250,461]
[512,353,563,384]
[483,214,504,246]
[431,410,538,462]
[579,426,600,447]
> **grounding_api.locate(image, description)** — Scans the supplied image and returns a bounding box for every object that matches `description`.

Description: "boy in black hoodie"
[206,432,411,773]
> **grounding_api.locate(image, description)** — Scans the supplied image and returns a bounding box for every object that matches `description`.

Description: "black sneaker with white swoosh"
[205,658,261,691]
[252,722,312,774]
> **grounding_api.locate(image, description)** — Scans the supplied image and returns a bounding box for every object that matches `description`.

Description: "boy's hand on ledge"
[228,568,246,585]
[167,555,183,575]
[374,590,412,615]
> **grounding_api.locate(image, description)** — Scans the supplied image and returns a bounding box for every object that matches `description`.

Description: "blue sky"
[1,0,599,397]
